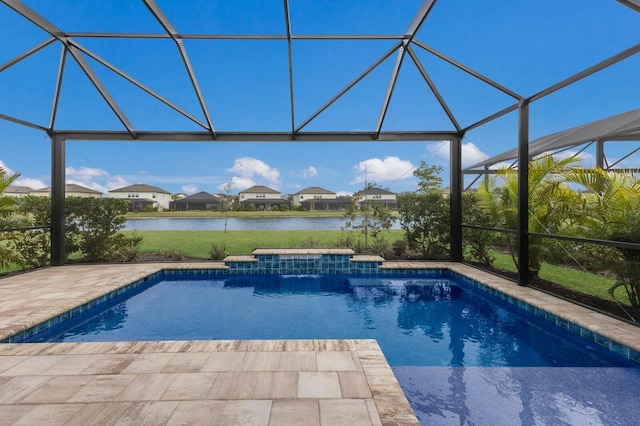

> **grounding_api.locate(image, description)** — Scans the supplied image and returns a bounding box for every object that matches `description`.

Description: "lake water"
[124,216,401,231]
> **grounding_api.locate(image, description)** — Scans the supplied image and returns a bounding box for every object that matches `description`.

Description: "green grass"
[130,229,405,258]
[486,250,622,304]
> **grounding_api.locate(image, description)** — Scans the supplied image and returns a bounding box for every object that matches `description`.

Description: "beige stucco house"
[355,187,397,209]
[108,184,172,211]
[3,185,34,198]
[238,185,287,210]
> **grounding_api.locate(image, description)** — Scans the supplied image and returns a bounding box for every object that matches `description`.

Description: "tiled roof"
[174,191,222,202]
[31,184,102,194]
[361,187,395,195]
[294,186,336,195]
[109,184,171,194]
[5,185,33,193]
[239,185,280,194]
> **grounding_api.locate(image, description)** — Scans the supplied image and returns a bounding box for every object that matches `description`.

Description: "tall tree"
[397,162,450,259]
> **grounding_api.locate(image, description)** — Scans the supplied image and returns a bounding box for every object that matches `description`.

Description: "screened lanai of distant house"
[1,0,639,284]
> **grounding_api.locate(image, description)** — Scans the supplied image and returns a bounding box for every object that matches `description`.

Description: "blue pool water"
[25,273,634,369]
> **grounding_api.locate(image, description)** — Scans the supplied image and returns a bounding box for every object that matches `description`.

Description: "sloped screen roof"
[2,0,638,144]
[465,108,640,170]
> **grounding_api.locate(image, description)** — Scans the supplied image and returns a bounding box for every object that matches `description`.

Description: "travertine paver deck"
[0,264,416,425]
[2,261,640,424]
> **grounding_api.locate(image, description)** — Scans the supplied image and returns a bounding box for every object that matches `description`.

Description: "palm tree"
[477,155,582,278]
[566,167,640,307]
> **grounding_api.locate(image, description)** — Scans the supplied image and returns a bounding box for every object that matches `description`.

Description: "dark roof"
[173,191,222,203]
[109,184,171,194]
[294,186,336,195]
[239,185,280,194]
[361,187,395,195]
[32,184,102,194]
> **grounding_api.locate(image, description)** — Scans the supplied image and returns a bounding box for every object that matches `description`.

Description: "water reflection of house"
[292,186,351,210]
[108,184,171,211]
[30,184,103,198]
[170,191,223,211]
[238,185,288,210]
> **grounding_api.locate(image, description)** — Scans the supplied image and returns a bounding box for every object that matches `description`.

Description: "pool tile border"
[2,261,640,366]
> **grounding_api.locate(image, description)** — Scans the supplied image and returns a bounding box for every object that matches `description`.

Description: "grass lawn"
[488,250,623,304]
[131,229,405,258]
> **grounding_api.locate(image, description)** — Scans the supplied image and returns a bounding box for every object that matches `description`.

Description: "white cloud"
[303,166,318,179]
[336,190,353,197]
[226,157,280,189]
[15,177,46,189]
[182,184,199,194]
[0,160,16,175]
[461,142,490,167]
[351,156,414,185]
[62,166,133,194]
[433,142,490,168]
[222,176,256,192]
[67,178,108,194]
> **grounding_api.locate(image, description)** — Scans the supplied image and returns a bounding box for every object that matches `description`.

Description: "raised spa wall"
[224,248,387,275]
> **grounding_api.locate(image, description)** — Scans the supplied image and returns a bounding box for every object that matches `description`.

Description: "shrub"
[298,236,323,248]
[209,242,228,260]
[392,239,408,257]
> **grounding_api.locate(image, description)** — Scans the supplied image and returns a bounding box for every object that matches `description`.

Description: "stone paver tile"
[161,372,218,400]
[319,399,373,426]
[166,400,226,425]
[364,399,383,426]
[2,355,65,375]
[218,400,272,426]
[68,374,136,403]
[269,399,320,426]
[0,404,33,425]
[0,356,25,374]
[20,375,94,403]
[13,403,84,426]
[252,372,297,399]
[161,352,211,373]
[297,372,341,399]
[317,351,356,371]
[65,402,133,426]
[121,352,175,373]
[202,351,246,371]
[208,371,259,400]
[0,375,51,404]
[338,371,372,398]
[242,352,282,371]
[116,373,178,401]
[81,354,136,374]
[278,351,316,372]
[114,401,179,425]
[42,355,101,375]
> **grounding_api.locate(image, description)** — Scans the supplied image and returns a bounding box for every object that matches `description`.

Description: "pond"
[124,216,401,231]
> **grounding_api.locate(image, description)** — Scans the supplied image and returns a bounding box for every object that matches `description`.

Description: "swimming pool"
[23,272,635,369]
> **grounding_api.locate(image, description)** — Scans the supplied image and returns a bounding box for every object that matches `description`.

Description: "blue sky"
[1,0,639,196]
